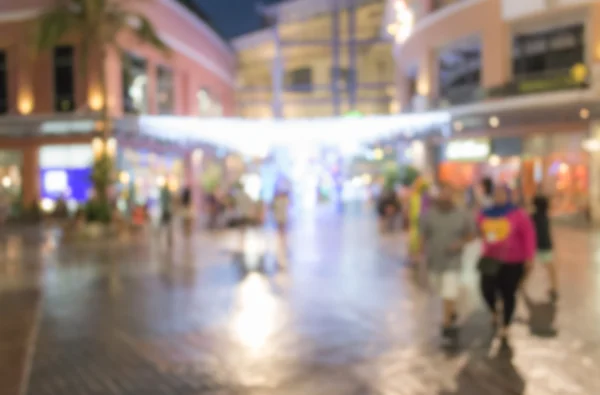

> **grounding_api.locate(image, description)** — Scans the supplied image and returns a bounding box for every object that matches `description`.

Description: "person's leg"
[541,250,558,297]
[441,271,460,328]
[498,264,526,336]
[239,222,247,252]
[480,274,497,312]
[546,261,558,296]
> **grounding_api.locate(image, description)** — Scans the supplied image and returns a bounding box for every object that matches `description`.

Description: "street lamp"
[92,137,117,159]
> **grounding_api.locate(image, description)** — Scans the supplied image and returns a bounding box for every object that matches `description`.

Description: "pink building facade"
[0,0,236,205]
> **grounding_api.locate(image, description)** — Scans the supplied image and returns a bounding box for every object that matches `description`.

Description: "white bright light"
[40,198,55,213]
[392,0,414,43]
[1,176,11,188]
[446,140,490,160]
[44,170,68,193]
[488,154,501,166]
[489,116,500,128]
[136,111,450,157]
[582,138,600,152]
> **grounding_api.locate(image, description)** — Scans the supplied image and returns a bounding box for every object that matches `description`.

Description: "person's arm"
[520,210,537,267]
[448,211,477,253]
[420,212,431,242]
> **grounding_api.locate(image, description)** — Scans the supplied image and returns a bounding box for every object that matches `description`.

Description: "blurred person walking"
[421,183,476,339]
[377,187,401,233]
[180,186,194,237]
[530,194,558,300]
[232,183,255,252]
[476,177,494,209]
[159,183,173,250]
[273,189,291,263]
[478,186,536,341]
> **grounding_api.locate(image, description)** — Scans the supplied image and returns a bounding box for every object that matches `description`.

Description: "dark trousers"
[480,263,525,326]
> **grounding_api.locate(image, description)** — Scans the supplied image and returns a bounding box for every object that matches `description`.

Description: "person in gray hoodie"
[421,182,476,337]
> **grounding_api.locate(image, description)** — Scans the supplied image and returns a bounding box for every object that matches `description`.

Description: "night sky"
[195,0,283,39]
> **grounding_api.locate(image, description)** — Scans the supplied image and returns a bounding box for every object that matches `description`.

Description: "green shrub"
[85,199,111,223]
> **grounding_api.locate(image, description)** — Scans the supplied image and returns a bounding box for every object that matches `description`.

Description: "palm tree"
[34,0,169,210]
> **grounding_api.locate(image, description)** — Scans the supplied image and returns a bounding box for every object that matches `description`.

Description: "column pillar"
[414,51,436,111]
[481,1,509,89]
[588,122,600,224]
[331,2,341,116]
[347,0,357,110]
[22,145,39,206]
[395,66,411,111]
[271,21,284,118]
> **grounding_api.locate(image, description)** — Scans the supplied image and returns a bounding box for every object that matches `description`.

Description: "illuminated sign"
[445,139,490,161]
[40,120,97,134]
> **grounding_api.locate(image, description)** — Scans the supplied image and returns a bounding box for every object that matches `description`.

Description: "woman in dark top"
[530,194,558,300]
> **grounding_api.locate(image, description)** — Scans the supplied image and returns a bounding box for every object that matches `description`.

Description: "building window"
[122,53,148,114]
[53,46,75,112]
[157,66,174,114]
[336,67,355,91]
[0,51,6,114]
[197,88,223,117]
[285,68,312,92]
[438,40,482,105]
[513,24,584,78]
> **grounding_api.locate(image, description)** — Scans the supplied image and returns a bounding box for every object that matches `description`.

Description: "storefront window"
[522,133,588,216]
[545,153,588,215]
[119,149,184,207]
[0,150,22,214]
[39,145,93,204]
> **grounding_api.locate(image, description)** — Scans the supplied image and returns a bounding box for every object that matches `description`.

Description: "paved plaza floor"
[1,207,600,394]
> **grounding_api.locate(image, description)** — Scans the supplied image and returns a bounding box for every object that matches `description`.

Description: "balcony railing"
[431,0,467,12]
[436,84,485,107]
[486,68,589,98]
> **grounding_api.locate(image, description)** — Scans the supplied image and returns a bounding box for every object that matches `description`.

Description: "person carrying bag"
[477,185,536,342]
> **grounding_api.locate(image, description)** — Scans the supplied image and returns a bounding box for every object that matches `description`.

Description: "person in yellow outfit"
[408,177,431,261]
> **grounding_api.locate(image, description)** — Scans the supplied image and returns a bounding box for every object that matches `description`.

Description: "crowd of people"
[419,177,557,345]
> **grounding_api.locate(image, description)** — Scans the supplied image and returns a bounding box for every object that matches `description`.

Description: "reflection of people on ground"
[421,183,476,339]
[529,194,558,300]
[377,187,400,233]
[478,186,536,341]
[159,184,173,250]
[439,340,524,395]
[205,191,219,229]
[54,196,68,219]
[180,186,193,237]
[522,291,558,337]
[408,177,430,263]
[273,189,290,262]
[232,183,255,252]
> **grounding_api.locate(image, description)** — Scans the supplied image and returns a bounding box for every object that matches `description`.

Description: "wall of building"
[391,0,599,111]
[0,0,235,118]
[234,0,394,119]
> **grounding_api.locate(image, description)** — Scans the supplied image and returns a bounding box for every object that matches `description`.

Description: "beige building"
[233,0,395,119]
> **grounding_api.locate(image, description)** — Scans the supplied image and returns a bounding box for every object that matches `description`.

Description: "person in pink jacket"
[478,185,536,341]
